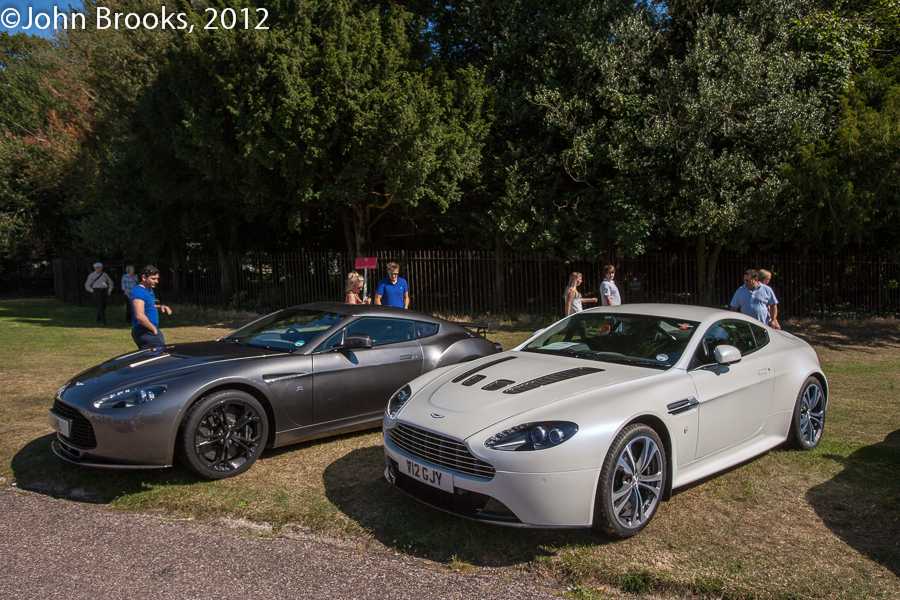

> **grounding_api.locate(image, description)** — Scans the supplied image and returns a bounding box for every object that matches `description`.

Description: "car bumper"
[52,439,171,469]
[383,432,599,528]
[49,398,179,468]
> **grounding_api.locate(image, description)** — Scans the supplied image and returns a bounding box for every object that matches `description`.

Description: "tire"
[176,390,269,480]
[593,424,666,538]
[788,377,826,450]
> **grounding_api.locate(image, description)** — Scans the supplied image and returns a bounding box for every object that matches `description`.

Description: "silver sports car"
[383,304,827,537]
[49,303,500,479]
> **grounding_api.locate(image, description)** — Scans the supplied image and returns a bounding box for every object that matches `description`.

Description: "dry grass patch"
[3,301,899,599]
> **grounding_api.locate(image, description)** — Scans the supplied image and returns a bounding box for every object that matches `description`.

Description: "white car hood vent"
[461,375,486,387]
[481,379,515,391]
[502,367,604,394]
[451,355,517,383]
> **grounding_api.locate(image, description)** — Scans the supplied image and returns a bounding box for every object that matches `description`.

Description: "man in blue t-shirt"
[374,262,409,309]
[131,265,173,349]
[730,269,778,326]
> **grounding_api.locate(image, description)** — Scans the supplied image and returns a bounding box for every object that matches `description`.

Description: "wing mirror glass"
[714,344,742,365]
[335,333,373,351]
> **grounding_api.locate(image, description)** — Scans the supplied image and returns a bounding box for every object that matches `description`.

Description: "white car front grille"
[390,423,495,479]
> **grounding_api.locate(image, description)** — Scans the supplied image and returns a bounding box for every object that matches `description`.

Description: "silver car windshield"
[522,313,701,369]
[222,309,347,352]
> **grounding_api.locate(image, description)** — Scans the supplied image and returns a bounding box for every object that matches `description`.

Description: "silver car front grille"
[390,423,495,479]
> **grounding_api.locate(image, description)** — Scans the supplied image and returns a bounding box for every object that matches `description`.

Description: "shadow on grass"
[787,320,900,352]
[10,434,205,502]
[806,429,900,577]
[322,446,619,566]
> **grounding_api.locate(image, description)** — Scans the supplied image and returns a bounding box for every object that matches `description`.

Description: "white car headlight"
[484,421,578,451]
[386,384,412,419]
[93,385,167,409]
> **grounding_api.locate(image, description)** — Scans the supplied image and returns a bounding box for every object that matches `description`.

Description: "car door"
[689,319,774,459]
[311,317,424,425]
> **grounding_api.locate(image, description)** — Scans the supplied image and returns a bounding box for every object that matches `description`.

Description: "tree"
[274,0,490,255]
[779,0,900,254]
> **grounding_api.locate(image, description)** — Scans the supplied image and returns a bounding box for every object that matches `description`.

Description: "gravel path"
[0,486,562,600]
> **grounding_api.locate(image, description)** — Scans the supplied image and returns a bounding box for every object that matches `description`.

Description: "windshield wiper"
[527,347,600,362]
[617,358,667,369]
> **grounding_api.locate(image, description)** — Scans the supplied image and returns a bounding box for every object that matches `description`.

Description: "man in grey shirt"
[85,262,114,325]
[600,265,621,306]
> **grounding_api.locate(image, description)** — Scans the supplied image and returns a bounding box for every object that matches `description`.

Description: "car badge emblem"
[430,413,445,419]
[75,382,84,386]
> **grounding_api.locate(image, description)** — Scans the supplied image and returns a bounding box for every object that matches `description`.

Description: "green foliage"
[1,0,899,262]
[779,0,900,253]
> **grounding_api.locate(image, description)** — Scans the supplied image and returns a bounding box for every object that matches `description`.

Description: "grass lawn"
[1,298,898,599]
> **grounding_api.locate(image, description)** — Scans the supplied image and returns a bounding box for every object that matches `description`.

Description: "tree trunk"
[695,234,723,307]
[342,204,372,257]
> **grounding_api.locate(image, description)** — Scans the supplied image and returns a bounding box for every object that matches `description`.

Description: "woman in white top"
[564,272,597,316]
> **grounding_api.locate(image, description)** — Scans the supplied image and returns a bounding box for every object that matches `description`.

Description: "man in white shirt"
[84,262,114,325]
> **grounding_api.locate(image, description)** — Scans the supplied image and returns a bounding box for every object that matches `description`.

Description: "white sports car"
[382,304,827,537]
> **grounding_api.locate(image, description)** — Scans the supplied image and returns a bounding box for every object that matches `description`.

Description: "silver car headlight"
[484,421,578,451]
[386,384,412,419]
[93,385,167,409]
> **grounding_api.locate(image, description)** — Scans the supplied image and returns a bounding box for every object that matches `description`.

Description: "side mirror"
[335,333,373,351]
[714,344,742,365]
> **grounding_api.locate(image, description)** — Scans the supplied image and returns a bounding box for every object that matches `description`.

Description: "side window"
[345,317,416,346]
[692,320,758,367]
[316,329,344,351]
[416,321,439,338]
[749,323,770,350]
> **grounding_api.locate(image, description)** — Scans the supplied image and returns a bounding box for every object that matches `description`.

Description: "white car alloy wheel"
[595,423,666,538]
[790,377,826,450]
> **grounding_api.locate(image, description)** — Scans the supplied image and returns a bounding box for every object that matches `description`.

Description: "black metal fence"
[51,251,900,319]
[0,260,55,296]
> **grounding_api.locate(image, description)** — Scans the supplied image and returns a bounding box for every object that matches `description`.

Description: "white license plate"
[49,410,71,438]
[402,458,453,493]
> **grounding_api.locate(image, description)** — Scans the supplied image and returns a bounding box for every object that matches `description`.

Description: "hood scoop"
[451,355,517,383]
[481,379,515,391]
[461,375,486,387]
[502,367,604,394]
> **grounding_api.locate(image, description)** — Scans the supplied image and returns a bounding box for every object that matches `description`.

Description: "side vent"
[482,379,515,391]
[452,355,517,383]
[462,375,486,387]
[503,367,603,394]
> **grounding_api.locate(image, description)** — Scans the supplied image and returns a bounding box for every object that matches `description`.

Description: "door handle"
[757,368,770,375]
[399,355,416,360]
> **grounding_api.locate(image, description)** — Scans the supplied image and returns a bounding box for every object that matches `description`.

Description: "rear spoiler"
[459,322,499,338]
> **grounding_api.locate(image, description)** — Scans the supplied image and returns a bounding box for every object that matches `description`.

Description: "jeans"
[132,325,165,350]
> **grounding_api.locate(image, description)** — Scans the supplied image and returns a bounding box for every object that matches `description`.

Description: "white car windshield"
[522,313,701,369]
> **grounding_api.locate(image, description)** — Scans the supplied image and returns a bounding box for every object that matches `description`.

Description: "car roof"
[582,303,766,327]
[294,302,448,325]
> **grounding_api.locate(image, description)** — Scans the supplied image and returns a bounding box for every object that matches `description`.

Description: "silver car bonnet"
[398,352,657,440]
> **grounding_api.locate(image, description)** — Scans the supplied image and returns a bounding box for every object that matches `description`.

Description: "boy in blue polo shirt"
[374,262,409,309]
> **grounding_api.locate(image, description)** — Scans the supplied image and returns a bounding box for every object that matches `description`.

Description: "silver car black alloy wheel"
[193,400,264,472]
[611,435,664,530]
[799,382,825,447]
